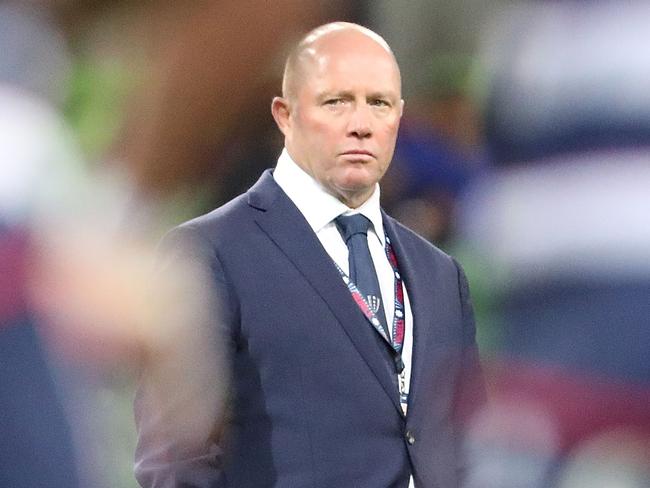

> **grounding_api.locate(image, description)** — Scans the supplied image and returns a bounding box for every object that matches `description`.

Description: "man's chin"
[330,181,376,207]
[338,169,380,189]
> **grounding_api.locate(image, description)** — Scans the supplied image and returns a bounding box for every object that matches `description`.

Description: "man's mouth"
[341,150,374,158]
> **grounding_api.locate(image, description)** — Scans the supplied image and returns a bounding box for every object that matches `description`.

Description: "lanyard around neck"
[333,233,406,374]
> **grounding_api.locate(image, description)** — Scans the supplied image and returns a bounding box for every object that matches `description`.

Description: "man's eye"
[370,99,390,107]
[324,98,343,106]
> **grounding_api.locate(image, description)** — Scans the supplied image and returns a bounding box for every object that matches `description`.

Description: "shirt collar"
[273,148,385,245]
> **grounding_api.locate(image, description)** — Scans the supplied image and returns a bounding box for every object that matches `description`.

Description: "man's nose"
[346,103,372,139]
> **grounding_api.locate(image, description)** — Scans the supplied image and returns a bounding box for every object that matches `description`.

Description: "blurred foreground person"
[462,2,650,487]
[0,4,96,484]
[135,22,485,488]
[0,90,83,488]
[0,28,220,488]
[0,2,249,486]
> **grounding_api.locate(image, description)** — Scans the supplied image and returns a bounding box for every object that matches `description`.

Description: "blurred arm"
[134,226,236,488]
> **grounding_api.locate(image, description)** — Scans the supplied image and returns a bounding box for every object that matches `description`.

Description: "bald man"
[134,22,484,488]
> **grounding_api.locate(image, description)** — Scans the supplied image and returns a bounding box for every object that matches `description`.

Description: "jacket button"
[405,430,416,445]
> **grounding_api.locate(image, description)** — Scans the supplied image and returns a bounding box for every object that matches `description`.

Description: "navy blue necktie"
[335,214,388,335]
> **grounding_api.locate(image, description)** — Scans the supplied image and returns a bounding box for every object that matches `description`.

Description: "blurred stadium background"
[1,1,648,486]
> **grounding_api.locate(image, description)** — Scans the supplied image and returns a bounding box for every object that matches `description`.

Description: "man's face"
[277,33,403,207]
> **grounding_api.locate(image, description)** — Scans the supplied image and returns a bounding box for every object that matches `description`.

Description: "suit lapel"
[383,214,440,415]
[248,172,401,414]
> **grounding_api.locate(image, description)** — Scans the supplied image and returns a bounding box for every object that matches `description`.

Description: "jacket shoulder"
[169,193,254,246]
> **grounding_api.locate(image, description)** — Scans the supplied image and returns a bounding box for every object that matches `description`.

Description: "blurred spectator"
[461,2,650,487]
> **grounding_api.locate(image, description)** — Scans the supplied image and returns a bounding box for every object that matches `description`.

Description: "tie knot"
[335,214,372,242]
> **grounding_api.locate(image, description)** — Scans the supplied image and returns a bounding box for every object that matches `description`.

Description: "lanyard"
[334,234,406,375]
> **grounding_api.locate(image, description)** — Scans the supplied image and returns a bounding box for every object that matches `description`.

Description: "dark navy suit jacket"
[135,170,484,487]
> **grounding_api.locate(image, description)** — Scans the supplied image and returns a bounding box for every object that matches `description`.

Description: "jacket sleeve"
[451,257,487,483]
[134,224,237,487]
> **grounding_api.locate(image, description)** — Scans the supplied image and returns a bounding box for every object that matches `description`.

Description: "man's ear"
[271,96,291,136]
[399,99,405,117]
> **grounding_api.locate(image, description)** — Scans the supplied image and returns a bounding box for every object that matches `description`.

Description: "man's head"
[272,22,404,208]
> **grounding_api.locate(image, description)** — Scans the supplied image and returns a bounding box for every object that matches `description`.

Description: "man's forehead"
[282,22,400,100]
[299,33,400,81]
[300,28,394,68]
